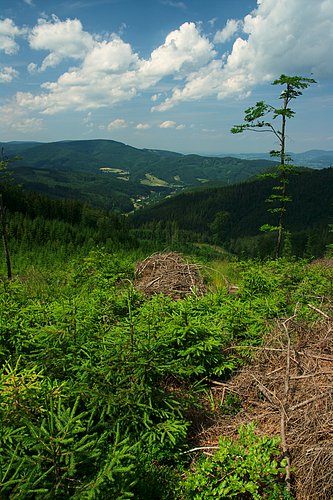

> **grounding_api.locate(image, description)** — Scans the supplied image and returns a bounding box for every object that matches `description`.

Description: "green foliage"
[1,245,332,497]
[182,423,289,499]
[220,393,242,416]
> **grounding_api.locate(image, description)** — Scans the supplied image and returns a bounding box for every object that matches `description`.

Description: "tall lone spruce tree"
[231,74,316,258]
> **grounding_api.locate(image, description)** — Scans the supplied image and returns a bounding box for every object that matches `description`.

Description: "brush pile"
[134,252,207,299]
[200,312,333,500]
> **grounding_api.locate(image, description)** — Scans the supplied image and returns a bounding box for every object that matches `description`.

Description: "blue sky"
[0,0,332,154]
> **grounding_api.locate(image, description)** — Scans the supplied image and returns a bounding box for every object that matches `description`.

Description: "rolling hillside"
[3,139,277,211]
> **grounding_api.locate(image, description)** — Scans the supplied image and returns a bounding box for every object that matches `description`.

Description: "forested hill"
[3,139,276,211]
[132,167,333,256]
[4,140,276,184]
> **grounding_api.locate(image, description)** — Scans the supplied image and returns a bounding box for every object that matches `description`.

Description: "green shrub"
[182,423,289,499]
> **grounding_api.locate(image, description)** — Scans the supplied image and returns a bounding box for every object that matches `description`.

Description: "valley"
[4,139,277,211]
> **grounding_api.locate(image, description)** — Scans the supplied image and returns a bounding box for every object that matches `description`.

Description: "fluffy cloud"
[81,37,139,74]
[0,101,43,133]
[159,120,176,128]
[0,66,19,83]
[28,16,94,71]
[14,117,43,132]
[154,0,333,110]
[11,21,213,115]
[107,118,128,130]
[27,62,37,74]
[4,0,333,122]
[139,22,215,79]
[214,19,241,44]
[159,120,185,129]
[0,18,24,54]
[83,112,94,128]
[136,123,151,129]
[29,37,140,110]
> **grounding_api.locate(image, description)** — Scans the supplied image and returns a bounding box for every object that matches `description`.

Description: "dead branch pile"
[134,252,207,299]
[198,311,333,500]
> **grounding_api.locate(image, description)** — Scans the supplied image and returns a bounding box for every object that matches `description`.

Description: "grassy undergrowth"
[1,247,332,498]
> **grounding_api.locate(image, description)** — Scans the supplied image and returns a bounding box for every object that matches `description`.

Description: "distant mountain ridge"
[5,141,331,169]
[225,150,333,169]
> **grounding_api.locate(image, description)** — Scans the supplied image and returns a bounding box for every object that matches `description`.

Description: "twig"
[181,446,220,454]
[144,276,163,287]
[251,375,280,408]
[290,388,333,411]
[307,304,331,320]
[266,366,284,376]
[220,386,226,407]
[210,380,240,395]
[210,380,229,387]
[298,352,333,362]
[290,372,333,380]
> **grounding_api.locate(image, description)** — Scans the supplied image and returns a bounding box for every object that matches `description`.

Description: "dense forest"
[132,167,333,258]
[1,136,333,499]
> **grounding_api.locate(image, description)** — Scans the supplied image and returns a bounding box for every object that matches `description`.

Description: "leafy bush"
[181,423,289,499]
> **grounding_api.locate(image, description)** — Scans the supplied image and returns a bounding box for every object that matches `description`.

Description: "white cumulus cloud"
[14,117,43,132]
[159,120,185,129]
[154,0,333,110]
[214,19,241,44]
[27,62,37,74]
[138,22,215,79]
[0,66,19,83]
[28,16,94,71]
[159,120,177,128]
[0,101,43,133]
[0,18,24,54]
[10,21,214,116]
[136,123,151,129]
[81,37,139,74]
[3,1,333,124]
[107,118,128,130]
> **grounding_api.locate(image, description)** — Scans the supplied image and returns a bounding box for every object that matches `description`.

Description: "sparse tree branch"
[231,75,317,258]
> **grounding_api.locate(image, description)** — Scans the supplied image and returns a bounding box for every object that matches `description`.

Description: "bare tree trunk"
[0,194,12,279]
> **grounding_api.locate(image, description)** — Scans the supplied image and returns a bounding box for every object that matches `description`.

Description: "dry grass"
[134,252,207,300]
[195,312,333,500]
